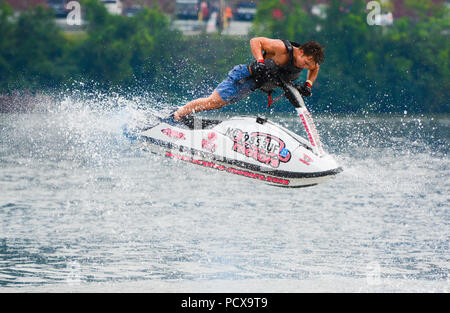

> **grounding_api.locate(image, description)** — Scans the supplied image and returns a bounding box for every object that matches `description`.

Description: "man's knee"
[209,91,227,108]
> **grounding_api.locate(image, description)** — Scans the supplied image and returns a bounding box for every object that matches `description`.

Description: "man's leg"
[174,90,227,121]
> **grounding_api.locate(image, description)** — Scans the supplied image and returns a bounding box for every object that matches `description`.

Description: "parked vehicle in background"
[101,0,123,15]
[123,4,143,17]
[234,1,256,21]
[175,0,199,20]
[48,0,69,18]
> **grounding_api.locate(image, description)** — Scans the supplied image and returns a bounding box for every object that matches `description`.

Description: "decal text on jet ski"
[299,153,313,165]
[225,128,291,168]
[161,128,185,140]
[201,131,217,153]
[165,152,290,185]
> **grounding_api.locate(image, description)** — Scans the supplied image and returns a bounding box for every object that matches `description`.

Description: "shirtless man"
[172,37,325,121]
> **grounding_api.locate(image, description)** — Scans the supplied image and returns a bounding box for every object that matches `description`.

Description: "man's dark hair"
[300,41,325,65]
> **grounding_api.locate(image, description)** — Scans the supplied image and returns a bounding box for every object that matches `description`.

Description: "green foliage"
[253,0,449,113]
[0,1,15,90]
[0,0,448,113]
[73,0,182,87]
[0,1,67,90]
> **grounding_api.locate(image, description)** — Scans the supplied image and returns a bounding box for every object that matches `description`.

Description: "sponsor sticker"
[225,127,291,168]
[202,131,217,153]
[299,153,313,166]
[279,148,289,158]
[161,128,185,140]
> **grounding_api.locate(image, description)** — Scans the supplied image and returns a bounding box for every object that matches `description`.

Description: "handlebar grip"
[278,79,304,109]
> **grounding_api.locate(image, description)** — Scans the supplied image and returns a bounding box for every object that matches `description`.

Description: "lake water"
[0,97,448,292]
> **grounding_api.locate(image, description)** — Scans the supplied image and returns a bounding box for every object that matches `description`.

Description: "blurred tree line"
[0,0,251,106]
[0,0,448,113]
[252,0,449,113]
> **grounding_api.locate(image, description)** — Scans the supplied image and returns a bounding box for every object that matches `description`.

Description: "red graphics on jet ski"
[128,80,342,187]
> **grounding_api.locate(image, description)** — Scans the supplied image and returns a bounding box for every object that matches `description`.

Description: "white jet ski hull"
[139,116,342,188]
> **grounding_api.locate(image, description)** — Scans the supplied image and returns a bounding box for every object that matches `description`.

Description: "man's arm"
[297,64,319,97]
[306,64,320,86]
[249,37,282,61]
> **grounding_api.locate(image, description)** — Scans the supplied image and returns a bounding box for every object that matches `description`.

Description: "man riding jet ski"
[131,37,342,187]
[168,37,324,123]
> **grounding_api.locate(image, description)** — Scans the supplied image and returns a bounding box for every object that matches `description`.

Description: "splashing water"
[0,93,448,292]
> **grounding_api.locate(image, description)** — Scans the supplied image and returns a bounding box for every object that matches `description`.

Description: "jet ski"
[126,81,342,188]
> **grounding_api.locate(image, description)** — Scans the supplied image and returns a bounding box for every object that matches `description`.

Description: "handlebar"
[277,79,306,109]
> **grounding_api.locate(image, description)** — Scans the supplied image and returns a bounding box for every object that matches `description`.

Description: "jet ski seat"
[179,115,222,130]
